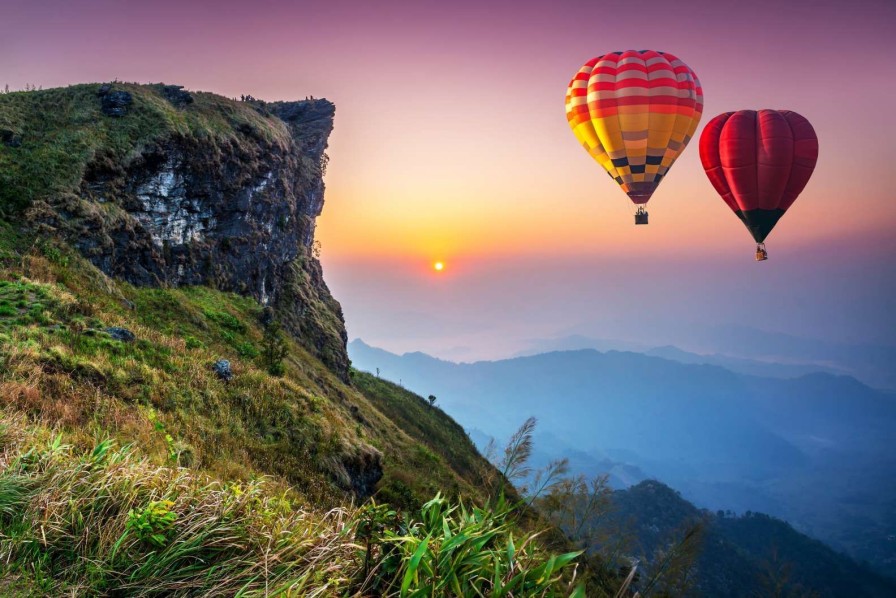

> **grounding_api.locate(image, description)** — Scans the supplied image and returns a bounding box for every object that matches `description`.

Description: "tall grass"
[0,413,585,596]
[0,414,358,596]
[353,493,584,597]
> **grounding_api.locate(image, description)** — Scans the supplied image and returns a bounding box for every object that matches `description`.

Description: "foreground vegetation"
[0,412,587,596]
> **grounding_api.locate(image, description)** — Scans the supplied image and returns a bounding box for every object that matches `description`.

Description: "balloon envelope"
[565,50,704,205]
[699,109,819,243]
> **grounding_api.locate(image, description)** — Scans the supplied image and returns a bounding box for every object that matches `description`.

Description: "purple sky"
[3,0,895,360]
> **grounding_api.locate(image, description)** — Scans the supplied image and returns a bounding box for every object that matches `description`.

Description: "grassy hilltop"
[0,83,291,216]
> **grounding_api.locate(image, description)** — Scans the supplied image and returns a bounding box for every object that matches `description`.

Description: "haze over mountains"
[514,328,896,390]
[349,338,896,577]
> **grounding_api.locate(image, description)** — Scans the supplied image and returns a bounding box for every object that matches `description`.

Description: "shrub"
[183,335,204,350]
[202,308,245,333]
[235,341,258,358]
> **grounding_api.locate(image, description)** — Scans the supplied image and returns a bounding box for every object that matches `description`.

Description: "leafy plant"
[356,492,584,596]
[125,500,177,548]
[354,501,399,582]
[148,410,179,464]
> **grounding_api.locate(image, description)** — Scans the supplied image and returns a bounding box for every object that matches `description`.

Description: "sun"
[433,261,445,272]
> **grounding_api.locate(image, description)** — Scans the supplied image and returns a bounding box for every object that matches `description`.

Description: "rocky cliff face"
[10,83,348,377]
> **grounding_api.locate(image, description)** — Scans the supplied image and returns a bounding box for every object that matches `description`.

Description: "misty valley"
[350,339,896,583]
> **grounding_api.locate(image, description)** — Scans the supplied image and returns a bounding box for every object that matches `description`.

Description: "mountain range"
[599,480,896,597]
[516,330,896,390]
[349,338,896,578]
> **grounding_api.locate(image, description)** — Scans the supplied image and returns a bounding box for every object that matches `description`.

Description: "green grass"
[354,371,496,507]
[0,83,292,216]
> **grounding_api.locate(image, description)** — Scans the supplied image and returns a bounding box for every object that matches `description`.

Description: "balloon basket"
[634,206,649,225]
[755,244,768,261]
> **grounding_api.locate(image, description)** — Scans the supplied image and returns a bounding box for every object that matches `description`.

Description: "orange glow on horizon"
[6,0,893,270]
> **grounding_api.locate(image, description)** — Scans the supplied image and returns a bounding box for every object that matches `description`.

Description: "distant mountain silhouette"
[514,328,896,389]
[645,344,850,379]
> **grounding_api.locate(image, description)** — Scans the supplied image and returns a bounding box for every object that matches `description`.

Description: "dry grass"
[0,412,361,596]
[0,412,590,597]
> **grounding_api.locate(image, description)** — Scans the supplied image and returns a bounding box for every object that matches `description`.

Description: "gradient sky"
[3,0,895,360]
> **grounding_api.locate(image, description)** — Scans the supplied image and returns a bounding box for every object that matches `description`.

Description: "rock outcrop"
[18,83,349,378]
[97,85,133,117]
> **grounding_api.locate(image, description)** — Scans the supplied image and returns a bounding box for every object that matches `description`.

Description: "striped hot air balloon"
[699,109,819,261]
[565,50,704,224]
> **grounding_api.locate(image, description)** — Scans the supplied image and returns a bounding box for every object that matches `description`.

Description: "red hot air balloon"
[699,110,818,260]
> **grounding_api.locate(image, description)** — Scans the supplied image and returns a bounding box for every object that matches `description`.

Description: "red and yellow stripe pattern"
[565,50,704,204]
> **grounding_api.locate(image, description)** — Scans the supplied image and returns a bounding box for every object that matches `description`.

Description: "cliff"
[0,85,599,595]
[0,83,348,377]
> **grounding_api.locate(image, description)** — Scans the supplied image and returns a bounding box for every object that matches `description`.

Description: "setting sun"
[433,261,445,272]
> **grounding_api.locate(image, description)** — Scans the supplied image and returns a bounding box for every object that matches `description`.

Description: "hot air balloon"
[699,110,818,260]
[565,50,704,225]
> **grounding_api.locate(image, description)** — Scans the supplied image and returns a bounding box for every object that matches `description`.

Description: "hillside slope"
[0,222,497,508]
[604,481,896,598]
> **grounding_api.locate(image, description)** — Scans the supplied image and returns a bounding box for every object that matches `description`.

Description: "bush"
[202,308,246,333]
[183,335,204,350]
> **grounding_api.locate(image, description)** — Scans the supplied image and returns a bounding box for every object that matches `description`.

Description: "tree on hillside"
[262,320,289,376]
[427,394,437,407]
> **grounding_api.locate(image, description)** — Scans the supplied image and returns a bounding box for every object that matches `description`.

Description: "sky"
[3,0,895,360]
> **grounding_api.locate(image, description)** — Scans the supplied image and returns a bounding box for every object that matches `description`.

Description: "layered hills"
[349,339,896,579]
